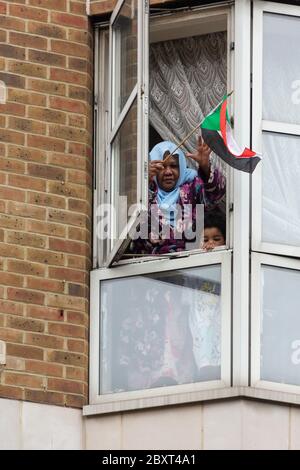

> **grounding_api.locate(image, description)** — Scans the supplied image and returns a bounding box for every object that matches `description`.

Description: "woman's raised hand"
[186,136,211,178]
[149,160,164,183]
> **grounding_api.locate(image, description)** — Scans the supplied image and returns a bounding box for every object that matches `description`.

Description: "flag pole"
[163,91,234,163]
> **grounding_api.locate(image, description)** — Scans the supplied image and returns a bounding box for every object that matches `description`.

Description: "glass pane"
[263,13,300,125]
[100,265,222,394]
[262,132,300,246]
[261,265,300,386]
[111,101,137,240]
[112,0,138,122]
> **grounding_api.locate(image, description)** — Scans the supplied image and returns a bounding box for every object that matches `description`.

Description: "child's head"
[202,211,226,251]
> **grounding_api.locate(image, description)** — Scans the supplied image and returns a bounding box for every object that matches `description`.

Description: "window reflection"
[261,265,300,386]
[100,265,222,394]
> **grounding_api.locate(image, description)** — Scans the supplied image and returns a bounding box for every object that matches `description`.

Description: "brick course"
[88,0,175,16]
[0,0,92,409]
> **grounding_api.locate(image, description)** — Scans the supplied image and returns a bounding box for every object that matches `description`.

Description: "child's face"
[202,227,225,251]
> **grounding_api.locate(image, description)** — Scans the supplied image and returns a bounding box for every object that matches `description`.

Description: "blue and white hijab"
[149,141,197,225]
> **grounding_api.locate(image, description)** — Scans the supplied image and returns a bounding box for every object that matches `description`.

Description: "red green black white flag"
[201,95,261,173]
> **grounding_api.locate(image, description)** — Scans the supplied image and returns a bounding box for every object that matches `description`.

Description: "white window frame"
[149,4,234,255]
[251,1,300,258]
[231,0,252,388]
[88,1,254,414]
[89,250,232,412]
[106,0,149,267]
[249,0,300,401]
[251,252,300,394]
[93,26,109,269]
[94,4,236,270]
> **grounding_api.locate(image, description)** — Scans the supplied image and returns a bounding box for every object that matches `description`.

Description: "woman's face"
[157,153,180,191]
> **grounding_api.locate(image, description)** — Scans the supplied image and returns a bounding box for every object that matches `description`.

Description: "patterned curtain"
[149,32,227,173]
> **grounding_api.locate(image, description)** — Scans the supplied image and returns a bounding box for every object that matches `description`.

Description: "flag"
[201,95,261,173]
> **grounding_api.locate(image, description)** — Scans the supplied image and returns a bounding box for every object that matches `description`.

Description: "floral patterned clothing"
[129,167,226,255]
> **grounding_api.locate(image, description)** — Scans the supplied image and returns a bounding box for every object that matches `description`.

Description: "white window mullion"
[232,0,252,387]
[251,0,263,252]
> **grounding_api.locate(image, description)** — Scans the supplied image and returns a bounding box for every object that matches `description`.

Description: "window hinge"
[250,72,253,89]
[230,41,235,51]
[145,0,149,14]
[229,203,234,212]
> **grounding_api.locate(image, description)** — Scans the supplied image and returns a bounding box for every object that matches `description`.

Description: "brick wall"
[0,0,93,408]
[88,0,174,16]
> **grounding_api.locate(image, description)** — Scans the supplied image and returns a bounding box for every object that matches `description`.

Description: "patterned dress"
[129,167,226,255]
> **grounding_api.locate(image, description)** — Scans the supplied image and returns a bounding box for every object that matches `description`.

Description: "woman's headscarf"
[150,141,197,225]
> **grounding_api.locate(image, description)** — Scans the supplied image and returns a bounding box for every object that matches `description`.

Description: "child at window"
[201,210,226,251]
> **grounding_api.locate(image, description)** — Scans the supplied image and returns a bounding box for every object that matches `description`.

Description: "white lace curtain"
[149,32,227,172]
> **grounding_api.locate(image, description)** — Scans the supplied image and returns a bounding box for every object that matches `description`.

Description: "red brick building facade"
[0,0,93,409]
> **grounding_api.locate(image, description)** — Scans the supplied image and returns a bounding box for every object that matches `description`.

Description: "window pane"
[261,265,300,386]
[262,132,300,246]
[111,101,137,239]
[112,0,137,121]
[263,13,300,125]
[100,265,222,394]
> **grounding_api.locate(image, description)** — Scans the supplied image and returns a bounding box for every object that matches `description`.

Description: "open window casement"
[106,0,149,267]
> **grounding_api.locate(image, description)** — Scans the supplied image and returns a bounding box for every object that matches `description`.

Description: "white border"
[251,252,300,395]
[89,251,232,408]
[251,1,300,257]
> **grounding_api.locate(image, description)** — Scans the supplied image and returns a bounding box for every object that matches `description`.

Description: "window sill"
[83,386,300,416]
[83,386,239,416]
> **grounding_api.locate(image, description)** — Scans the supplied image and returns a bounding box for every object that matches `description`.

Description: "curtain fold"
[149,31,227,174]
